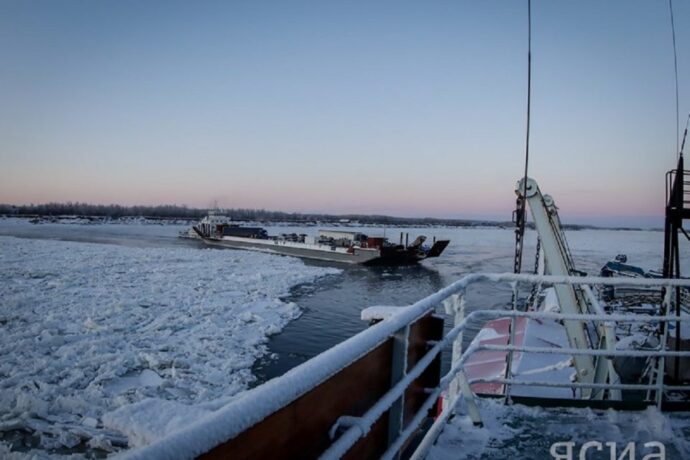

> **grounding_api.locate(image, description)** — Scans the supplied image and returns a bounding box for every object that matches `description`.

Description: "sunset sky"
[1,1,688,227]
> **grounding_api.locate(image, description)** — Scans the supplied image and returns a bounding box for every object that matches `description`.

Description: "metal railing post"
[656,288,674,408]
[442,292,481,426]
[387,324,409,457]
[505,282,519,403]
[443,293,465,409]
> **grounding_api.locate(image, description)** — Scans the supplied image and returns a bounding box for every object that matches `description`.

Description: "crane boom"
[515,178,597,394]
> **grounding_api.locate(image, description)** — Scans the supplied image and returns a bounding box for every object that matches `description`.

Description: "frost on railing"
[411,275,690,460]
[120,273,690,460]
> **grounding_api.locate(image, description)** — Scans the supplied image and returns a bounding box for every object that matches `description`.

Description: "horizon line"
[0,201,664,230]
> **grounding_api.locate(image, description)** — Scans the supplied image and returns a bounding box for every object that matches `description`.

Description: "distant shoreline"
[0,213,659,232]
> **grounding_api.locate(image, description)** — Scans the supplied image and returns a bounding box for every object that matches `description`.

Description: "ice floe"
[0,236,339,457]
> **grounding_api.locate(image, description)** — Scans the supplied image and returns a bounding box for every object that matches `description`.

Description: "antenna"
[523,0,532,195]
[669,0,680,159]
[514,0,532,275]
[681,113,690,158]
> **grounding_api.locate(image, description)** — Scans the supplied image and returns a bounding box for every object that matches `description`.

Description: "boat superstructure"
[187,214,450,266]
[461,171,689,403]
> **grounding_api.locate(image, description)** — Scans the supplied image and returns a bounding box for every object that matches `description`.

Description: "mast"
[663,129,688,382]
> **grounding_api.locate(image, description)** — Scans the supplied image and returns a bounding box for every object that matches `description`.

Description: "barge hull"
[198,236,380,264]
[191,226,449,266]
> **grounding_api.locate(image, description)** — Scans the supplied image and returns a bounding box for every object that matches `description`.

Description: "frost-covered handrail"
[468,377,690,392]
[324,311,690,460]
[120,273,690,460]
[118,273,483,460]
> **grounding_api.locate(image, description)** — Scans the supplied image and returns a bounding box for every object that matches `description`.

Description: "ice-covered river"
[0,217,684,458]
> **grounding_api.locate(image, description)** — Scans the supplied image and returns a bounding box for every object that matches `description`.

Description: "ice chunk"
[103,398,213,448]
[0,235,340,455]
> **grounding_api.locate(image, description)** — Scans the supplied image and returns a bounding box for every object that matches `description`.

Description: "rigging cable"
[681,113,690,158]
[513,0,532,274]
[669,0,680,159]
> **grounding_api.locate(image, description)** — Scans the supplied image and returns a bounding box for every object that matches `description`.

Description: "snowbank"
[0,236,339,457]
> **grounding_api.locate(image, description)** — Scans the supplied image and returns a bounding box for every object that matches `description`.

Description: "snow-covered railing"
[121,273,690,460]
[410,307,690,459]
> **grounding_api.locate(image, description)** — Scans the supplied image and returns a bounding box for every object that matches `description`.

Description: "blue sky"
[1,1,688,227]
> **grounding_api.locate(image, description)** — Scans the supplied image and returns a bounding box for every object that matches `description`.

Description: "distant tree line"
[0,201,519,227]
[0,202,630,230]
[0,202,206,219]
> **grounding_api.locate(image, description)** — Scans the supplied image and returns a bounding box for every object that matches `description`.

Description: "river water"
[0,217,678,388]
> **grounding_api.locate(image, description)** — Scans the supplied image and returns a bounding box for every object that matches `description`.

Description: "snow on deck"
[426,397,690,460]
[0,236,339,457]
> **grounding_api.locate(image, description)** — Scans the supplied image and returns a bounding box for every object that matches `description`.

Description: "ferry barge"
[186,214,450,266]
